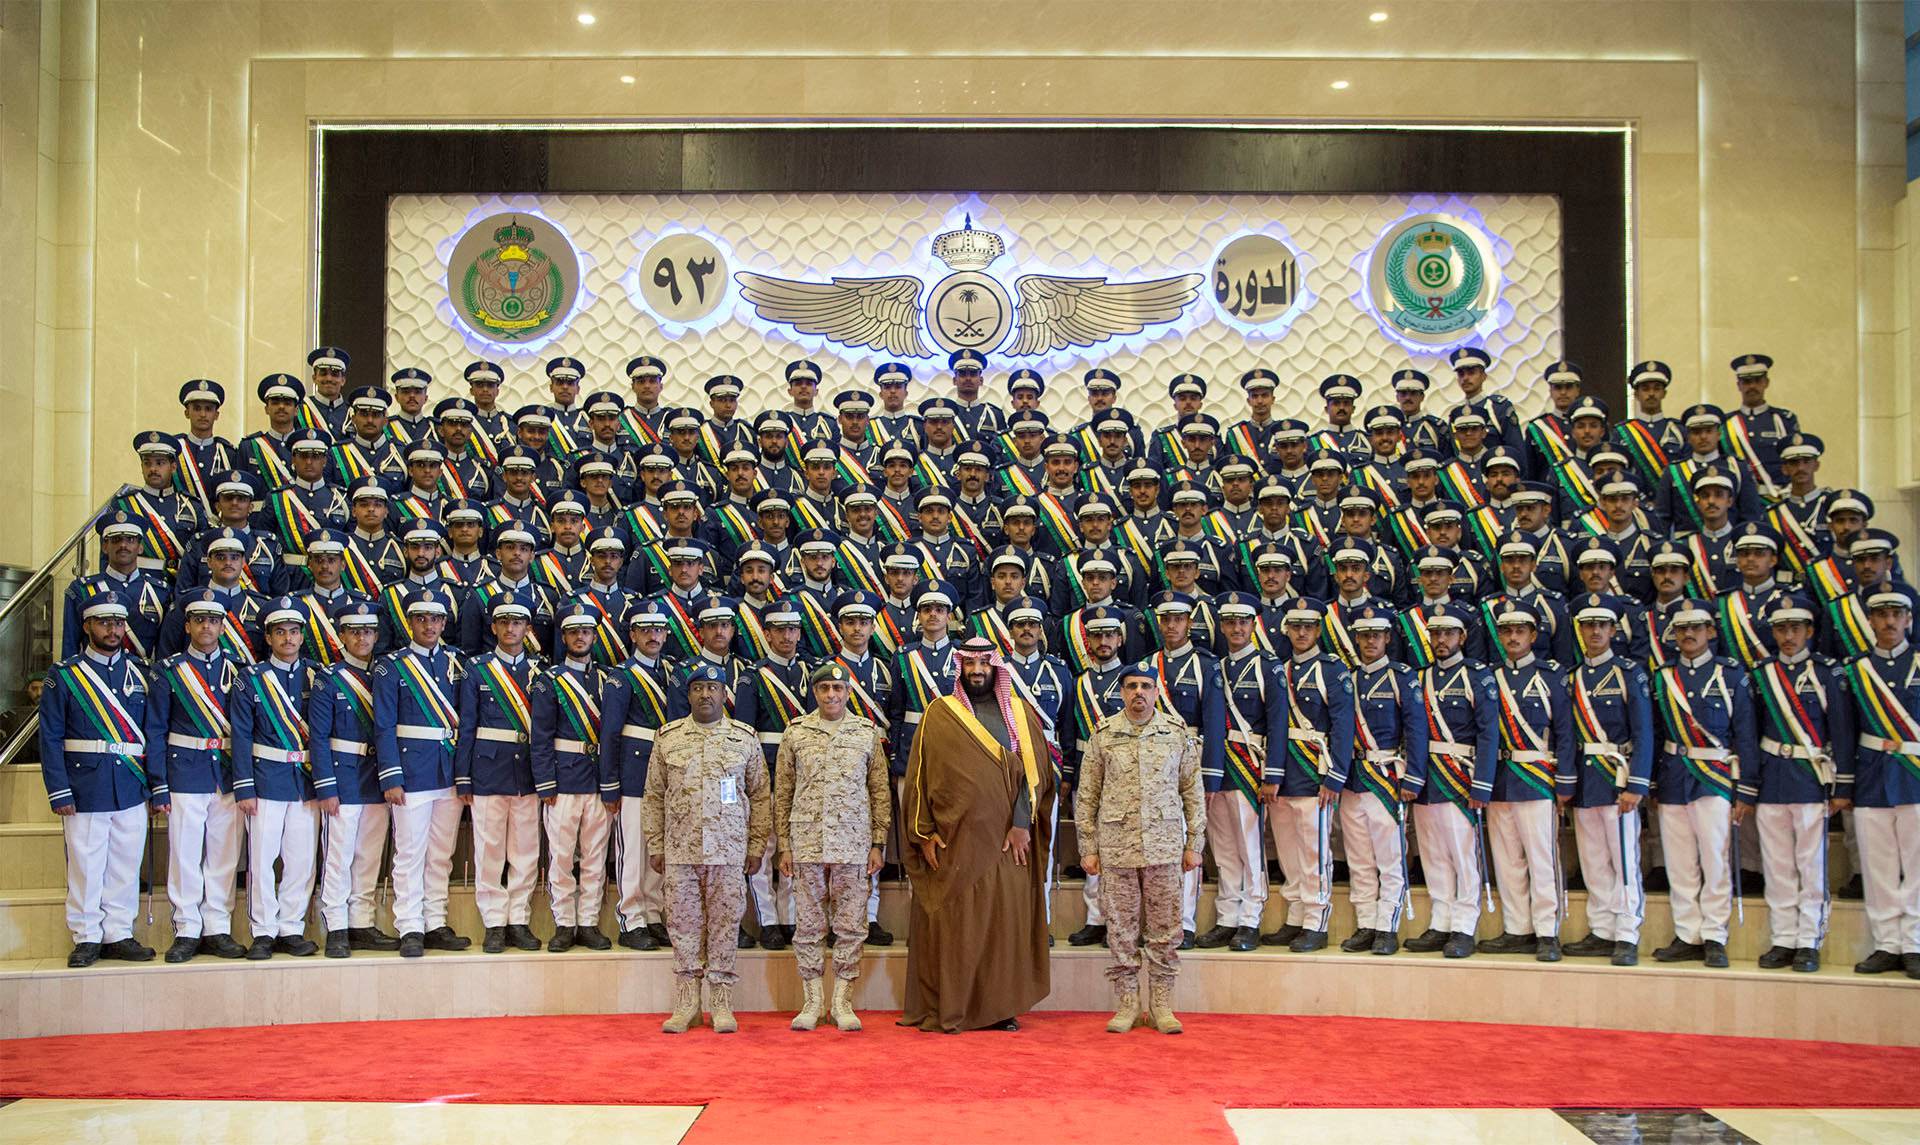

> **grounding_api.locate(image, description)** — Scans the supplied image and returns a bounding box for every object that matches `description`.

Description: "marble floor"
[1,1100,1914,1143]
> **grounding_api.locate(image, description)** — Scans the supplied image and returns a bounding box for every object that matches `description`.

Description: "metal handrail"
[0,711,37,766]
[0,494,116,636]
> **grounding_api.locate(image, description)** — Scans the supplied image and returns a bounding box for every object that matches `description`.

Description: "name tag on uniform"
[719,774,739,804]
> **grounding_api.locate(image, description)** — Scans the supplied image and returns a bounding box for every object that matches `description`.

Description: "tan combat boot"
[791,977,826,1031]
[661,978,701,1034]
[1147,980,1183,1034]
[708,982,738,1033]
[1106,986,1141,1033]
[829,977,863,1031]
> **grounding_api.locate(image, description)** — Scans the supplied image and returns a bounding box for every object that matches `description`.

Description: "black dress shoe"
[1339,928,1377,953]
[1791,948,1819,973]
[1194,924,1236,949]
[1289,929,1329,953]
[325,930,351,958]
[100,938,155,962]
[399,932,425,958]
[275,934,318,957]
[1837,873,1865,901]
[1179,929,1196,950]
[199,933,247,959]
[505,924,541,951]
[164,936,200,963]
[575,926,611,951]
[1757,944,1794,969]
[348,926,401,951]
[548,925,576,953]
[1229,926,1259,952]
[1704,940,1729,968]
[1535,937,1562,962]
[1611,941,1639,966]
[1654,938,1705,962]
[1476,931,1537,955]
[422,926,470,951]
[617,927,657,951]
[866,921,894,946]
[67,942,101,968]
[737,926,758,949]
[246,937,276,961]
[1905,953,1920,981]
[1443,932,1476,959]
[1067,924,1106,947]
[647,922,670,946]
[482,926,507,954]
[1370,931,1399,956]
[1854,949,1901,974]
[985,1017,1019,1031]
[1403,927,1447,953]
[1260,924,1304,947]
[760,925,790,951]
[1562,933,1614,958]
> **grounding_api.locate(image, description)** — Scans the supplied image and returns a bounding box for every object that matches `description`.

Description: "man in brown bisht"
[901,636,1057,1032]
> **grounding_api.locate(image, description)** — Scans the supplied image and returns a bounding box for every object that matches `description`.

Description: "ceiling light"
[619,74,634,85]
[1330,80,1350,90]
[1369,11,1389,22]
[577,11,596,25]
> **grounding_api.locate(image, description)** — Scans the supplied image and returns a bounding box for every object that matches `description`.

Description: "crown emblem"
[930,215,1007,272]
[1414,226,1452,253]
[492,218,536,263]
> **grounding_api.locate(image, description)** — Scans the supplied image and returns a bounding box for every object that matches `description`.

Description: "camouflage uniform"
[1074,708,1206,986]
[642,714,771,985]
[774,709,891,981]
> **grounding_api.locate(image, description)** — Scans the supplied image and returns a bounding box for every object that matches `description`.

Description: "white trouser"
[391,789,462,935]
[1043,789,1060,925]
[1573,804,1643,944]
[1488,800,1562,938]
[617,794,664,929]
[1270,796,1333,932]
[748,855,795,927]
[1756,802,1830,950]
[320,801,390,931]
[1180,865,1200,933]
[166,791,243,938]
[1205,791,1266,928]
[1340,792,1406,933]
[63,806,146,945]
[472,794,539,927]
[544,793,613,928]
[1082,873,1105,926]
[1412,801,1480,936]
[1659,798,1733,944]
[247,798,319,939]
[1855,804,1920,954]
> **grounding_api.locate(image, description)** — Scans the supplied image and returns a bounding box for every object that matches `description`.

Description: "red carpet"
[3,1012,1916,1143]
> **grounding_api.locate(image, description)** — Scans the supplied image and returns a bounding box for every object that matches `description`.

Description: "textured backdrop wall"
[386,192,1562,430]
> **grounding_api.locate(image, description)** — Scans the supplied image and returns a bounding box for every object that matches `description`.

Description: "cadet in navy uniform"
[228,595,320,959]
[891,580,961,773]
[1406,601,1500,960]
[1063,607,1133,948]
[1480,537,1574,665]
[1726,353,1800,489]
[1840,592,1920,978]
[115,430,206,579]
[329,385,408,492]
[1741,597,1852,973]
[373,590,472,958]
[946,349,1006,441]
[1559,596,1655,967]
[465,520,560,658]
[1479,601,1575,961]
[601,603,678,950]
[1258,598,1354,952]
[172,378,238,513]
[67,512,172,659]
[1340,603,1427,955]
[455,598,543,955]
[1146,590,1227,945]
[1447,346,1523,455]
[745,600,813,949]
[309,601,400,959]
[304,346,353,438]
[144,591,245,962]
[157,529,266,659]
[1649,604,1759,968]
[532,603,616,952]
[1197,592,1286,952]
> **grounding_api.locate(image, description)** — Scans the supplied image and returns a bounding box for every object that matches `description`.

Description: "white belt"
[758,731,784,746]
[136,557,166,570]
[1362,749,1402,763]
[902,711,922,725]
[1288,728,1328,747]
[1860,735,1920,756]
[1662,742,1729,760]
[1503,750,1553,763]
[1225,729,1266,749]
[476,727,529,744]
[1581,741,1627,757]
[396,724,455,742]
[252,745,309,764]
[554,738,594,755]
[1428,741,1472,757]
[282,554,308,566]
[63,739,144,756]
[327,738,367,756]
[1761,737,1828,761]
[620,724,655,743]
[167,733,228,751]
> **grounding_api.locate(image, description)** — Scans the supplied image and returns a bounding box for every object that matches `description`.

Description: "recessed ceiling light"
[619,74,634,85]
[1330,80,1351,90]
[577,11,596,25]
[1369,11,1389,22]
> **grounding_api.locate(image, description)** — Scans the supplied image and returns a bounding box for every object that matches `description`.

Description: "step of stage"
[0,765,58,825]
[0,877,1877,969]
[1,942,1913,1044]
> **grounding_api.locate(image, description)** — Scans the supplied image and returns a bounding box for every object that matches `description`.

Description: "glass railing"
[0,498,117,766]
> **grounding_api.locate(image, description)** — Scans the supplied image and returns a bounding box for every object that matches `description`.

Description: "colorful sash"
[1525,417,1573,468]
[1665,459,1707,532]
[1397,607,1436,670]
[1571,667,1625,787]
[1753,660,1830,780]
[620,663,670,730]
[1000,464,1040,497]
[949,504,992,560]
[165,659,232,749]
[123,490,189,565]
[1282,662,1325,780]
[1320,603,1360,668]
[1437,461,1486,508]
[971,607,1016,656]
[835,660,891,737]
[900,648,944,718]
[1721,415,1782,503]
[873,607,908,657]
[577,591,629,664]
[1354,464,1403,510]
[834,544,884,595]
[658,594,701,658]
[396,654,459,743]
[300,596,345,665]
[1494,670,1556,796]
[245,438,294,489]
[1842,656,1920,781]
[876,497,915,544]
[1765,504,1822,576]
[329,441,375,488]
[1382,506,1429,563]
[265,489,323,554]
[478,659,532,736]
[534,551,575,596]
[332,665,375,738]
[1224,422,1261,460]
[1683,533,1718,601]
[755,666,808,732]
[710,503,758,551]
[250,668,311,764]
[1350,679,1401,814]
[1615,420,1671,486]
[1551,460,1600,515]
[1464,505,1506,564]
[619,409,662,451]
[550,668,601,751]
[834,447,874,488]
[1422,666,1474,805]
[219,610,256,664]
[1824,591,1873,659]
[912,454,949,491]
[1153,428,1188,468]
[1653,666,1735,798]
[175,443,213,510]
[341,542,385,596]
[792,496,837,533]
[795,590,841,655]
[57,661,147,779]
[1219,658,1266,806]
[1715,591,1770,668]
[734,602,771,662]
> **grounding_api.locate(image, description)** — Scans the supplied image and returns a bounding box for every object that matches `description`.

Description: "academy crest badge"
[1365,213,1502,346]
[734,214,1205,359]
[446,213,582,344]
